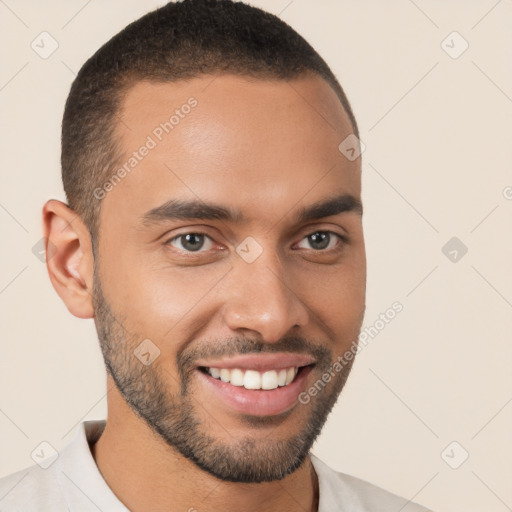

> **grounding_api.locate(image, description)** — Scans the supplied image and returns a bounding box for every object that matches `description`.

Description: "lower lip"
[197,366,314,417]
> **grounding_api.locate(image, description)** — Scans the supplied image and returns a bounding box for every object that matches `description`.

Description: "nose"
[221,250,309,343]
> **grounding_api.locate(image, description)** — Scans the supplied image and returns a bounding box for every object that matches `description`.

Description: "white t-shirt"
[0,420,432,511]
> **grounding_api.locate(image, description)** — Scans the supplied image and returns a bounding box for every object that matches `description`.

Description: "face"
[92,73,366,483]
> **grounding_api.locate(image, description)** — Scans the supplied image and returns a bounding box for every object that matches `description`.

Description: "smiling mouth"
[198,364,314,391]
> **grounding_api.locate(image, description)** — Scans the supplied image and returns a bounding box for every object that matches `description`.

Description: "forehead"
[102,74,360,231]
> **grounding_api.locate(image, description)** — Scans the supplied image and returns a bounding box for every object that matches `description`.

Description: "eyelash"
[164,230,348,257]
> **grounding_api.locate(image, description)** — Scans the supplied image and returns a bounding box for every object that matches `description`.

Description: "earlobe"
[42,199,95,319]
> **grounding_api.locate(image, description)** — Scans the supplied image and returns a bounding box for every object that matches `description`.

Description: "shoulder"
[0,463,67,512]
[310,454,434,512]
[0,420,108,512]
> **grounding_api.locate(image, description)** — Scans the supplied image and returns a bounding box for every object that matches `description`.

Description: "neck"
[90,384,319,512]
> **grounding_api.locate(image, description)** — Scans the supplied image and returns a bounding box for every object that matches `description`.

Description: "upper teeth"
[206,367,298,390]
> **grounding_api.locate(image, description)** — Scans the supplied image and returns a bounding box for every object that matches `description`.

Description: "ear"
[42,199,95,319]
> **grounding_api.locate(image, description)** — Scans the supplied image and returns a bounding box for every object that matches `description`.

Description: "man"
[0,1,432,510]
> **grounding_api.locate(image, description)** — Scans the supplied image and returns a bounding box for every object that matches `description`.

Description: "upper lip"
[196,353,316,372]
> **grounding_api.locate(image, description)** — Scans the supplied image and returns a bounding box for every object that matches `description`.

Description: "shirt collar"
[55,420,129,511]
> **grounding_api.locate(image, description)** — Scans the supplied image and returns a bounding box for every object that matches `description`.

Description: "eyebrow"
[140,193,362,227]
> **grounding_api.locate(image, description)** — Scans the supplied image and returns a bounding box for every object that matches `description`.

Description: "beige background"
[1,1,511,511]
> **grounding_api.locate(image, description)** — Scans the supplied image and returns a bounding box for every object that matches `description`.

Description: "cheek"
[297,242,365,300]
[108,258,230,337]
[296,255,366,345]
[337,259,366,330]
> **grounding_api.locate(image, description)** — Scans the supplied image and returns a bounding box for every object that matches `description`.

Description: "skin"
[43,73,366,512]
